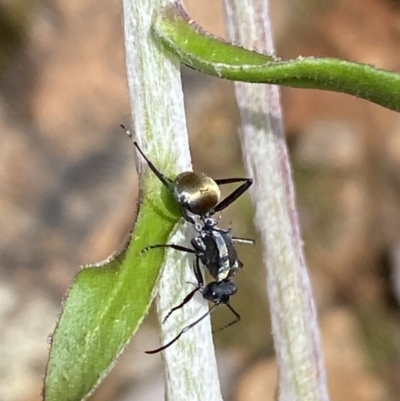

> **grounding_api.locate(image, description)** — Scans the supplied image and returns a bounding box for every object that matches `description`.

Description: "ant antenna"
[212,303,241,334]
[162,286,201,323]
[145,304,219,354]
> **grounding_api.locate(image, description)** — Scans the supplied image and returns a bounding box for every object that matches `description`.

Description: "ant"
[121,126,255,352]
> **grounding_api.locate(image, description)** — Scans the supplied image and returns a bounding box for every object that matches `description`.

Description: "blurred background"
[1,0,400,400]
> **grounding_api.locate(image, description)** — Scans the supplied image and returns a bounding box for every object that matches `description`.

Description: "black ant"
[121,126,255,352]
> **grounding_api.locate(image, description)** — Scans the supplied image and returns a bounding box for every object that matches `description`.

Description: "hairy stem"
[222,0,329,400]
[123,1,222,400]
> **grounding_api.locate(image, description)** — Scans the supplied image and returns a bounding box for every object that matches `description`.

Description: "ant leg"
[213,178,253,213]
[121,126,190,223]
[192,257,204,287]
[141,244,197,255]
[145,304,219,354]
[214,178,252,186]
[129,137,173,190]
[178,204,196,225]
[212,303,241,334]
[232,237,255,245]
[120,124,133,139]
[226,222,255,245]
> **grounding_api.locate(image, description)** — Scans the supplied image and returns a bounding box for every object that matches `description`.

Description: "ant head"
[174,172,221,217]
[202,280,237,304]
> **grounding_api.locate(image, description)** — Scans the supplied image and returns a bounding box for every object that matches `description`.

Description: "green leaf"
[43,175,180,401]
[153,4,400,112]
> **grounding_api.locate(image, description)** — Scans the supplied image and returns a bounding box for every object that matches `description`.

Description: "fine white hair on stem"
[122,1,222,401]
[222,1,330,400]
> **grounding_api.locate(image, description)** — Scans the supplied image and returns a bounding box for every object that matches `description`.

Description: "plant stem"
[122,1,222,400]
[222,0,330,400]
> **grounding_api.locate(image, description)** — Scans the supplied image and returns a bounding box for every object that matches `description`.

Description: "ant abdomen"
[174,172,221,217]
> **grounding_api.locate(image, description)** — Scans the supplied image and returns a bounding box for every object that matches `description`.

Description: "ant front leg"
[213,178,253,213]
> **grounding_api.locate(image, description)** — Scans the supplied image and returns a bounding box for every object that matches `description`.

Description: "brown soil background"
[1,0,400,400]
